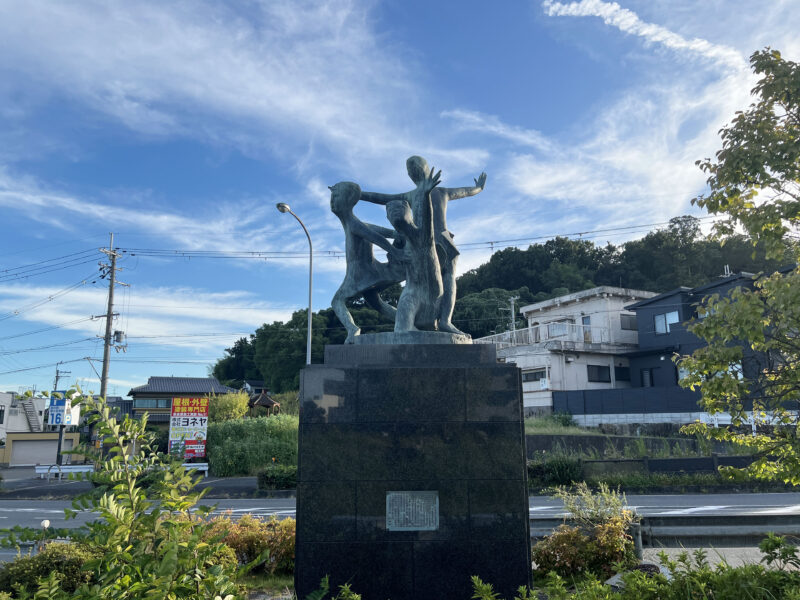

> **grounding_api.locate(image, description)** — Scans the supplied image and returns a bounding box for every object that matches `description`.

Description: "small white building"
[475,286,656,415]
[0,391,47,441]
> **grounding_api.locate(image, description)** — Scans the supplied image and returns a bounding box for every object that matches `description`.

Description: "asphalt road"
[1,492,799,530]
[1,493,798,564]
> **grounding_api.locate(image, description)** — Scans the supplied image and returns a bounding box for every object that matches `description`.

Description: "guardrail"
[34,462,208,481]
[530,514,800,549]
[35,464,94,481]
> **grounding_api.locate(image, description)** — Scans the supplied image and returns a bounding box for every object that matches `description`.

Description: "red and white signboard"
[169,397,209,459]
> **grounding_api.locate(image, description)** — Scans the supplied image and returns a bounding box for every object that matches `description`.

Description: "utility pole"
[99,233,121,401]
[53,362,71,466]
[509,296,520,335]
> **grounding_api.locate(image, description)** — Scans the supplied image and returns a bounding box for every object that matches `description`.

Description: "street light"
[276,203,313,365]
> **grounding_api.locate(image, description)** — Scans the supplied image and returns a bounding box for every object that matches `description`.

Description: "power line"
[0,273,100,322]
[0,249,97,275]
[0,317,97,341]
[0,357,88,376]
[0,338,96,356]
[115,216,722,260]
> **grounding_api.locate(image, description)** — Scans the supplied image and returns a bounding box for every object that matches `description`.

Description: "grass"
[525,414,603,436]
[238,572,294,594]
[582,471,795,493]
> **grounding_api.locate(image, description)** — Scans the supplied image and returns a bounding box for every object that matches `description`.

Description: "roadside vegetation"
[0,392,295,599]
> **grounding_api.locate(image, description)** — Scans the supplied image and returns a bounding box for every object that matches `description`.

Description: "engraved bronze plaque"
[386,490,439,531]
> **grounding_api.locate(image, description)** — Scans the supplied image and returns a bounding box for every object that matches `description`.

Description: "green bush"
[205,515,295,575]
[258,464,297,490]
[0,542,100,595]
[208,392,250,422]
[530,547,800,599]
[207,414,299,476]
[531,517,637,580]
[528,455,583,487]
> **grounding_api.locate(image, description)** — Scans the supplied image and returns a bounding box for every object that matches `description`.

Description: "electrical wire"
[0,272,99,322]
[0,248,97,274]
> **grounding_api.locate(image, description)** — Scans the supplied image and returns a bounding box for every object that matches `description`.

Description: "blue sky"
[0,0,796,397]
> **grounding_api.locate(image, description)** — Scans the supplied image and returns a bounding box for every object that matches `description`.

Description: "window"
[547,321,569,337]
[614,366,631,381]
[158,398,170,408]
[522,369,547,382]
[587,365,611,383]
[641,368,654,387]
[620,314,637,330]
[135,398,157,408]
[654,310,680,334]
[0,405,4,425]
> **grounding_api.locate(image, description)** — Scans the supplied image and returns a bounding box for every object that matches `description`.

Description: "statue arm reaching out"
[441,172,487,200]
[349,220,402,260]
[360,190,410,206]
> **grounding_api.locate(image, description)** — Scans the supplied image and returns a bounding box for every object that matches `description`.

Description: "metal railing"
[476,323,611,349]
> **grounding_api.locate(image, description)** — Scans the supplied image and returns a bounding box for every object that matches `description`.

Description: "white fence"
[475,322,610,349]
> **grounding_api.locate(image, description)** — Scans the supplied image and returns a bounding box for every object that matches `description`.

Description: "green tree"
[208,392,250,422]
[212,335,259,388]
[451,286,533,338]
[681,48,800,484]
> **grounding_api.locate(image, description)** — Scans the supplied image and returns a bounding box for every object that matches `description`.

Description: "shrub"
[531,517,636,580]
[258,464,297,490]
[0,393,245,599]
[208,392,250,422]
[532,483,637,580]
[531,525,591,577]
[271,390,300,416]
[207,414,298,476]
[0,542,100,595]
[551,482,634,527]
[205,514,295,575]
[528,455,583,487]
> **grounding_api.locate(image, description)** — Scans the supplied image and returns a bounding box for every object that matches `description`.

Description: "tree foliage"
[208,392,249,423]
[681,48,800,484]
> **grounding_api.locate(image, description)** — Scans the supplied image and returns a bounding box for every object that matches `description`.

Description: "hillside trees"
[680,48,800,483]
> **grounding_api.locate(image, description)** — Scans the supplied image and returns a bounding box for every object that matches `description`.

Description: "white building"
[475,286,656,415]
[0,392,47,441]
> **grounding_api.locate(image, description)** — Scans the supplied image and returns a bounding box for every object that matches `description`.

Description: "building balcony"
[475,323,631,352]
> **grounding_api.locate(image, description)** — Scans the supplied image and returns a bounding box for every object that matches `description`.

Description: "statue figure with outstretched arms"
[359,156,487,334]
[329,181,405,343]
[385,166,443,332]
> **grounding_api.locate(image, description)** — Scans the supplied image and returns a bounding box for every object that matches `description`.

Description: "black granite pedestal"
[295,344,531,600]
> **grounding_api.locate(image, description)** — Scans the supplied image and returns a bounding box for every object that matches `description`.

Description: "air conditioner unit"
[539,378,549,390]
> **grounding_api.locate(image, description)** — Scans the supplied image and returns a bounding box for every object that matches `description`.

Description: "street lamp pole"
[276,203,313,365]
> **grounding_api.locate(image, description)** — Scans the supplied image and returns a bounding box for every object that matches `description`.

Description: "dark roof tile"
[129,376,236,396]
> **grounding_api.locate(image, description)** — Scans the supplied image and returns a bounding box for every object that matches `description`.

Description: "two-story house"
[553,272,769,425]
[475,286,657,415]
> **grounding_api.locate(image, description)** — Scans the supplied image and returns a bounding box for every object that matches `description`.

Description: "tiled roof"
[129,376,236,396]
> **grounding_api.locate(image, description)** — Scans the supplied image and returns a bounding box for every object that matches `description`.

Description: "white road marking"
[0,508,66,514]
[655,505,729,515]
[747,504,800,515]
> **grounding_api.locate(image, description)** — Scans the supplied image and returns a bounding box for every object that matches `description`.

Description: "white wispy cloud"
[0,0,485,177]
[542,0,746,71]
[441,109,554,153]
[0,283,292,351]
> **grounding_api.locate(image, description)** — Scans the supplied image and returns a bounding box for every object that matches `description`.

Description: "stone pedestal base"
[295,344,531,600]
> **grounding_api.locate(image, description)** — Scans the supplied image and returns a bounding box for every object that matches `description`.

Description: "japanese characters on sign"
[168,397,209,459]
[385,491,439,531]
